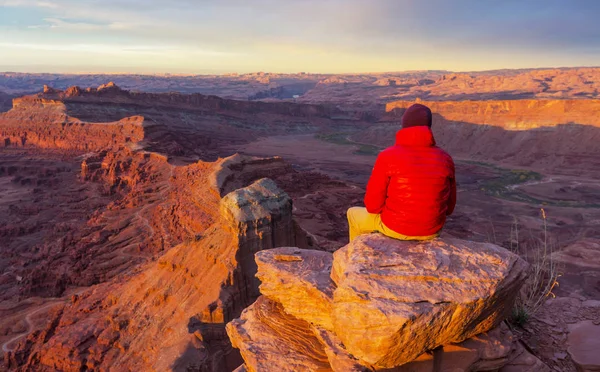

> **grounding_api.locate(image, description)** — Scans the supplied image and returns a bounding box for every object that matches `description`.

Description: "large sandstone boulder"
[227,297,530,372]
[331,234,529,367]
[227,296,342,372]
[255,247,335,330]
[227,233,530,370]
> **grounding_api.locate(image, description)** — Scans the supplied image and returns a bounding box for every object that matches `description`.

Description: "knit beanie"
[401,103,432,128]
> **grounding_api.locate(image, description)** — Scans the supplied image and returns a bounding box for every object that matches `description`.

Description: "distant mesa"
[39,82,124,99]
[65,85,83,97]
[97,81,121,91]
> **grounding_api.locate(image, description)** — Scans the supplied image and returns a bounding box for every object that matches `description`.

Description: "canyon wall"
[385,99,600,129]
[1,84,364,162]
[0,86,332,371]
[48,82,342,118]
[356,99,600,176]
[1,97,145,151]
[5,166,312,371]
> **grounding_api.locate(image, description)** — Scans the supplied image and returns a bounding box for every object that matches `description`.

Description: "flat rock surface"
[331,234,529,368]
[568,320,600,372]
[255,247,335,330]
[553,239,600,269]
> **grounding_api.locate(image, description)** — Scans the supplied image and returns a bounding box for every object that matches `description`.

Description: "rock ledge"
[227,233,541,371]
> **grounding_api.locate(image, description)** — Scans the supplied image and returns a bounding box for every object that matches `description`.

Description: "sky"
[1,0,599,74]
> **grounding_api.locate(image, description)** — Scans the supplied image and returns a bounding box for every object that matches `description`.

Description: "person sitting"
[347,103,456,242]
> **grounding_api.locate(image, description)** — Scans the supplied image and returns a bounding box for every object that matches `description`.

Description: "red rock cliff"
[5,163,312,371]
[385,99,600,129]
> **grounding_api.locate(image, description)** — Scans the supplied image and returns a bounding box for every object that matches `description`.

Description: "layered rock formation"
[3,78,595,371]
[301,68,600,107]
[385,99,600,129]
[1,84,364,161]
[0,85,359,362]
[5,176,308,371]
[355,99,600,176]
[42,82,340,118]
[4,67,600,108]
[1,97,144,151]
[227,234,532,371]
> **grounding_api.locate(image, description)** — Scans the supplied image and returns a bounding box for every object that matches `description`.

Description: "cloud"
[1,0,599,73]
[0,0,57,7]
[42,17,133,31]
[1,0,153,30]
[0,41,239,56]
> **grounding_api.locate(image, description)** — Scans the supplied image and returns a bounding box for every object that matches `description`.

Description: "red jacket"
[364,126,456,236]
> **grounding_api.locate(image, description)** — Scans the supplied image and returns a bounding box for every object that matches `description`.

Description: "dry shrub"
[510,209,561,325]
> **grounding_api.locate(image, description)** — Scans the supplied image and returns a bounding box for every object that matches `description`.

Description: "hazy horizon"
[2,65,600,77]
[1,0,600,74]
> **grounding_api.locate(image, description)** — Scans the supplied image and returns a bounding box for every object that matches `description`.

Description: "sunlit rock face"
[331,234,529,367]
[1,96,145,151]
[255,247,336,331]
[358,99,600,177]
[5,173,310,371]
[386,99,600,130]
[228,233,531,371]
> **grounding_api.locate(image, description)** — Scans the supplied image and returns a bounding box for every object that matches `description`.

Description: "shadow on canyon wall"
[363,112,600,178]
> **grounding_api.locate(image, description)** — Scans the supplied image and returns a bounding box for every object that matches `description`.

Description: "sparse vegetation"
[511,306,530,326]
[509,209,561,326]
[315,132,355,145]
[315,132,382,156]
[353,144,381,156]
[463,161,600,207]
[479,168,543,198]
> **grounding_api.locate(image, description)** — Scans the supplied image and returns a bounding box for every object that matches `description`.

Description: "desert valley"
[1,68,600,371]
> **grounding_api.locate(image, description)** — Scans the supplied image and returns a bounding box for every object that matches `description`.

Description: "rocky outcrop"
[214,178,306,321]
[227,296,336,372]
[1,96,144,151]
[385,99,600,129]
[331,235,529,367]
[255,247,335,331]
[5,172,311,371]
[41,83,341,118]
[2,84,366,161]
[227,233,530,371]
[210,154,293,197]
[228,300,549,372]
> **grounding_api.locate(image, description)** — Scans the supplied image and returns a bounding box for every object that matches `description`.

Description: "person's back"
[347,103,456,241]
